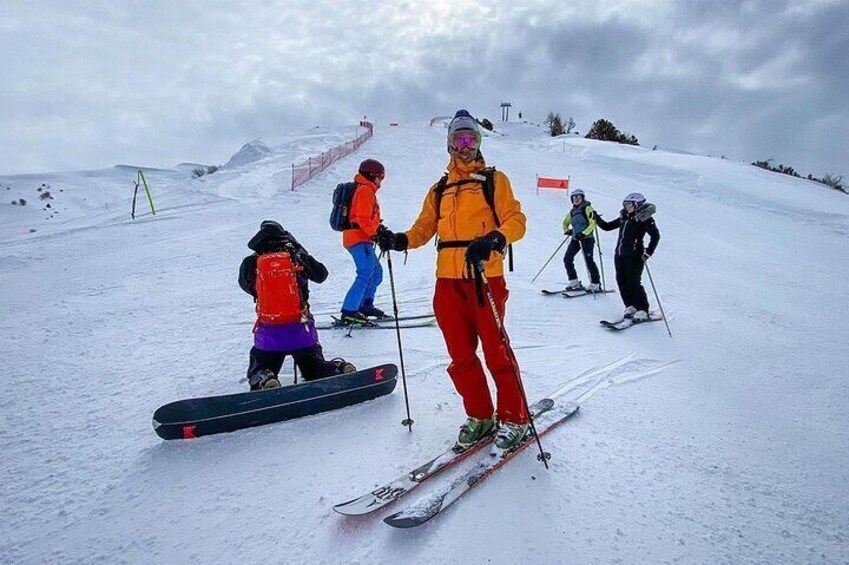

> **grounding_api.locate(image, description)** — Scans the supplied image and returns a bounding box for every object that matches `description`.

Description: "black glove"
[375,227,396,252]
[465,231,507,264]
[392,232,409,252]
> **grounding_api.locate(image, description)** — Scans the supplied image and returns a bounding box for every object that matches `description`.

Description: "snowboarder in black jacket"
[596,192,660,321]
[239,220,354,390]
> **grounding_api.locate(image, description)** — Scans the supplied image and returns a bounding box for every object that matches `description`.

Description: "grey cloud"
[0,0,845,178]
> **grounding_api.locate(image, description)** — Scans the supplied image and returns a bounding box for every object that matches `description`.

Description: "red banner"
[537,176,569,189]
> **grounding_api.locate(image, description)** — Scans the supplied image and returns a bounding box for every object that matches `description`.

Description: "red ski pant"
[433,277,528,425]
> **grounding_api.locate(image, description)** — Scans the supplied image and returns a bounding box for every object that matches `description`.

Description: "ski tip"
[332,504,359,516]
[331,495,362,515]
[383,513,426,529]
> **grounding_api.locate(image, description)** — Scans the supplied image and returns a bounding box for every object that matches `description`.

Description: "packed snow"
[1,121,847,564]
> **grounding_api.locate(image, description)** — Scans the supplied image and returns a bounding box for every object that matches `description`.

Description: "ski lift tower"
[500,102,512,122]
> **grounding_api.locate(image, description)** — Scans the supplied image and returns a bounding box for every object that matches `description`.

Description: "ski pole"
[474,261,550,469]
[644,261,672,338]
[595,226,607,291]
[531,236,570,283]
[384,249,414,431]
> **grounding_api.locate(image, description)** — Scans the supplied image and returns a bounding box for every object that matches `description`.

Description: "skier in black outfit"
[239,220,354,390]
[595,192,660,321]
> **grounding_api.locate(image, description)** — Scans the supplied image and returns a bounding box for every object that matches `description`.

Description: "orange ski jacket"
[404,158,526,278]
[342,173,382,249]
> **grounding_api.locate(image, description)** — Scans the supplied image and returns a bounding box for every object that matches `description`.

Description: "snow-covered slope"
[2,122,847,564]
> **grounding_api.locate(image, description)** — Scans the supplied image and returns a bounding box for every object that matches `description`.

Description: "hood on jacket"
[634,202,657,222]
[247,220,299,254]
[354,172,380,191]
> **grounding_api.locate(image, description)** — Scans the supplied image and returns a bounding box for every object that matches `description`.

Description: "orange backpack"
[255,252,305,325]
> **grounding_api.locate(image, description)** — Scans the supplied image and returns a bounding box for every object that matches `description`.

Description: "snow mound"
[224,140,273,168]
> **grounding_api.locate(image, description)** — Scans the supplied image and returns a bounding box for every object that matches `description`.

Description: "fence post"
[291,163,295,191]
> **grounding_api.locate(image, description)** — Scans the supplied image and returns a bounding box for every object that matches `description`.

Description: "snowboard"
[152,364,397,440]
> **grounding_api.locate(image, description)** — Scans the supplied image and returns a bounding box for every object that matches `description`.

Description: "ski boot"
[585,282,601,292]
[330,357,357,374]
[495,421,530,451]
[249,369,280,391]
[339,310,371,326]
[455,416,496,451]
[564,279,583,291]
[359,299,389,320]
[632,310,649,322]
[623,306,637,319]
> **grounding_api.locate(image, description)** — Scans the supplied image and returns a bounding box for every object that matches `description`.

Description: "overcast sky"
[1,0,846,178]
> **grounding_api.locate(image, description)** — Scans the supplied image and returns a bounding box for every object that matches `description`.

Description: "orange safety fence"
[291,121,374,190]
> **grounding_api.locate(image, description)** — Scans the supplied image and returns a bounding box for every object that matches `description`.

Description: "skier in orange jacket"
[376,110,530,451]
[340,159,386,325]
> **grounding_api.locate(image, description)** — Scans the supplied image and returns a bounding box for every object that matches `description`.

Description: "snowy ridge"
[2,121,848,563]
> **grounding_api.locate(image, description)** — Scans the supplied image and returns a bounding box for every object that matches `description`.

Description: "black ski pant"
[614,254,650,312]
[247,343,342,386]
[563,237,600,284]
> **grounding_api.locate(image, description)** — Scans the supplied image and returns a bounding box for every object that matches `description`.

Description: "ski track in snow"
[2,122,848,564]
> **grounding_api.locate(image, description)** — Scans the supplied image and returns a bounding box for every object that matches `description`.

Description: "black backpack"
[433,167,499,223]
[329,182,358,231]
[432,167,514,270]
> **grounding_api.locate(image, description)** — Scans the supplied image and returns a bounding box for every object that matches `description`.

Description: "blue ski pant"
[342,242,383,312]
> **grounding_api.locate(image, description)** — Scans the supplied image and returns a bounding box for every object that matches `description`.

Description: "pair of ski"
[316,312,436,331]
[541,287,615,298]
[333,398,580,528]
[599,313,664,331]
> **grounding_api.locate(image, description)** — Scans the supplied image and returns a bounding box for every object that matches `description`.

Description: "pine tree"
[545,112,564,137]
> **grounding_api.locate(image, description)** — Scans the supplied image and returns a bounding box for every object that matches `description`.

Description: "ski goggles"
[450,130,480,150]
[623,200,636,210]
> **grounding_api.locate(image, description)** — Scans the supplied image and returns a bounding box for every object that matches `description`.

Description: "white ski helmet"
[571,188,585,199]
[623,192,646,207]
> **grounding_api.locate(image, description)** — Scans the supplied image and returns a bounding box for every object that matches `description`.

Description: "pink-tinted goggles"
[451,131,479,150]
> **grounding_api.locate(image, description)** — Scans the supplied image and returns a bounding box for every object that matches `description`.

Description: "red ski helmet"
[358,159,385,181]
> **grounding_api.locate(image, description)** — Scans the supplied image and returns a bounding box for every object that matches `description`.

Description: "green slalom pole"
[139,170,156,216]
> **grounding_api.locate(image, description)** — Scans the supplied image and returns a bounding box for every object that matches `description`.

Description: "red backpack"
[255,252,305,325]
